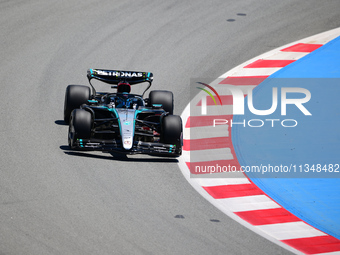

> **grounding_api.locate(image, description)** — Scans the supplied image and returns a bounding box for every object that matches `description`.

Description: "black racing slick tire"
[64,85,91,123]
[68,109,92,148]
[162,115,182,156]
[149,90,174,115]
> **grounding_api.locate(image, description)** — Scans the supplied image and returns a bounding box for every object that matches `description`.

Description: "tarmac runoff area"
[179,27,340,254]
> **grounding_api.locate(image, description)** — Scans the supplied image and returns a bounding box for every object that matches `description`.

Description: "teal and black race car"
[63,69,182,157]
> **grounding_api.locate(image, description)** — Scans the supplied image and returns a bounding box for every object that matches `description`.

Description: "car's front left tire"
[161,114,182,156]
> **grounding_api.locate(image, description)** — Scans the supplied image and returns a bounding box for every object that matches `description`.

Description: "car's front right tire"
[68,109,92,148]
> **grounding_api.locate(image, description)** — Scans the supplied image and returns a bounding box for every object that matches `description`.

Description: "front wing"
[72,138,181,157]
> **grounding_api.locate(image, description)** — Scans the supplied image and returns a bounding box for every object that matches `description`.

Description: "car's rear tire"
[149,90,174,115]
[68,109,92,148]
[64,85,91,123]
[162,115,182,156]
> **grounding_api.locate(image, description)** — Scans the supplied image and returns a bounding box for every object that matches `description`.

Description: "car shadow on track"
[60,146,179,163]
[55,120,68,126]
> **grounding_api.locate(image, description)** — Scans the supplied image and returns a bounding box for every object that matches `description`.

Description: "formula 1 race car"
[63,69,182,157]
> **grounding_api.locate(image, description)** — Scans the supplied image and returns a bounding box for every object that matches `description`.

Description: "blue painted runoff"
[232,35,340,239]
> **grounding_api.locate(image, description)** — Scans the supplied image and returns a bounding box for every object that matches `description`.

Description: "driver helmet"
[117,81,131,93]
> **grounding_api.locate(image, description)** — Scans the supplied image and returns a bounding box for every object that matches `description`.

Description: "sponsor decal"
[94,70,143,78]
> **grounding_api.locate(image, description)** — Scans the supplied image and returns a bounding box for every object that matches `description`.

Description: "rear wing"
[87,69,153,97]
[87,69,153,85]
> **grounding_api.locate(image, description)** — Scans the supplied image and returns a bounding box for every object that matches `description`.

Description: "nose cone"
[117,109,135,151]
[122,135,133,150]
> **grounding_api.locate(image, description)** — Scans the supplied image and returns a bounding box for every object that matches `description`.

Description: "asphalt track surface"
[1,1,340,254]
